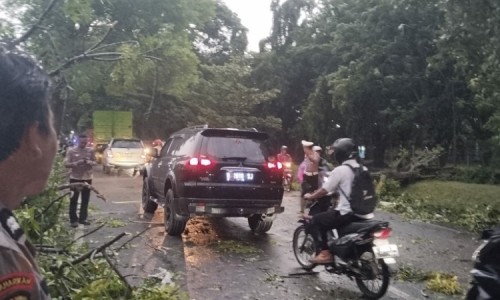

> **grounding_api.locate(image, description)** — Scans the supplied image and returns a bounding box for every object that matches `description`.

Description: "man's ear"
[21,122,43,158]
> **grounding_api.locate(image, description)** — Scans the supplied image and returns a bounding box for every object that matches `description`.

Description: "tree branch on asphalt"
[115,227,152,251]
[62,223,107,251]
[7,0,59,49]
[103,251,133,295]
[60,232,127,269]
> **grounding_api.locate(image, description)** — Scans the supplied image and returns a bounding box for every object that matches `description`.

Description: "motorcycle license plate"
[373,244,399,259]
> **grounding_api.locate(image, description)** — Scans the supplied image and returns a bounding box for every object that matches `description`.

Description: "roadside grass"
[396,264,463,296]
[380,179,500,232]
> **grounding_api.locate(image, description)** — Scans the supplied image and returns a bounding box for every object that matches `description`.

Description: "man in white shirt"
[304,138,374,264]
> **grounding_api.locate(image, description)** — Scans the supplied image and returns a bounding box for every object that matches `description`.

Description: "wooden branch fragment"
[37,191,71,217]
[58,183,107,202]
[61,232,126,268]
[103,251,133,294]
[7,0,59,49]
[34,245,68,255]
[284,271,319,277]
[63,223,107,251]
[115,228,151,251]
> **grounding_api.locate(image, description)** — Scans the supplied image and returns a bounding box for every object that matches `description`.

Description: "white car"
[102,138,146,174]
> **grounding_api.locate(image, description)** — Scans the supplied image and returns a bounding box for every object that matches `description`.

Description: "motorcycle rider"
[304,138,374,264]
[277,145,292,164]
[278,146,293,190]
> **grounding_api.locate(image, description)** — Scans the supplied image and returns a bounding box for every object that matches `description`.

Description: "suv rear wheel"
[248,214,273,234]
[142,177,157,214]
[164,189,187,236]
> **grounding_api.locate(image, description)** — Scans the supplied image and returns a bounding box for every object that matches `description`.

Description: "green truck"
[93,111,133,144]
[92,111,133,163]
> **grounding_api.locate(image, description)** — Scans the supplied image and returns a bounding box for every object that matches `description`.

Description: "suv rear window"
[112,139,142,149]
[205,137,269,162]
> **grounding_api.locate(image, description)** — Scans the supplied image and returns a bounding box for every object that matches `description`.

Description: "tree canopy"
[2,0,499,165]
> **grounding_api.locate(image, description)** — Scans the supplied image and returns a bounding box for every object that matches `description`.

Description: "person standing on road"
[300,140,320,214]
[64,134,96,227]
[0,49,56,299]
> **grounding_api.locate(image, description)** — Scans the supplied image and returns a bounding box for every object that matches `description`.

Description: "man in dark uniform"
[0,49,56,299]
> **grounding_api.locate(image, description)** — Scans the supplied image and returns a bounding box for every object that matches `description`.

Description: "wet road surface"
[75,167,480,299]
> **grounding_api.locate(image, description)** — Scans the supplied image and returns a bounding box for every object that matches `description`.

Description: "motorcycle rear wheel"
[292,225,317,270]
[355,253,390,299]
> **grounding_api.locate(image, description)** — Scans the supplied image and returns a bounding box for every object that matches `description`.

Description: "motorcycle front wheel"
[355,252,390,299]
[292,225,317,271]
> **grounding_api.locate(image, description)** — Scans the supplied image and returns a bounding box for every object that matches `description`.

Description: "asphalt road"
[75,166,481,300]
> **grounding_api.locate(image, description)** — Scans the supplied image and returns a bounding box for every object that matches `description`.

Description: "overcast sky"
[222,0,273,52]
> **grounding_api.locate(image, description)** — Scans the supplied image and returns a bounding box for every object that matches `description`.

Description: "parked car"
[142,125,285,236]
[102,138,146,175]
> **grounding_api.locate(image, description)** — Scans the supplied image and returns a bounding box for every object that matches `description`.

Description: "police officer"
[0,49,56,298]
[300,140,320,213]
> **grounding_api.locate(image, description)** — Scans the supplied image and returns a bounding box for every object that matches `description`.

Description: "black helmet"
[330,138,357,164]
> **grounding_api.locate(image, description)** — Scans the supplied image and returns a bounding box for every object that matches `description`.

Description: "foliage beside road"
[15,159,187,299]
[379,179,500,232]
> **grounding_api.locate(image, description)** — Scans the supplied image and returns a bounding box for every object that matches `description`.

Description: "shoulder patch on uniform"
[0,209,24,241]
[0,272,34,298]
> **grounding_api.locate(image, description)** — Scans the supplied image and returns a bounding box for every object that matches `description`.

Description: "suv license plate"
[226,171,254,182]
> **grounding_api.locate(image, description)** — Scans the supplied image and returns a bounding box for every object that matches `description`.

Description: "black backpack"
[339,164,377,215]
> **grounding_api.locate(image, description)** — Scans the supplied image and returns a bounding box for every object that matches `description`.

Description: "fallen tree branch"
[103,251,133,295]
[63,223,107,251]
[36,191,71,218]
[115,227,151,251]
[58,183,107,202]
[60,232,126,269]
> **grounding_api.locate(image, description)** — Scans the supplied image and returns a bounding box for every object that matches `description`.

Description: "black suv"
[142,125,285,236]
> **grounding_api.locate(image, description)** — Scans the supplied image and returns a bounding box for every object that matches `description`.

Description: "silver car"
[102,138,146,174]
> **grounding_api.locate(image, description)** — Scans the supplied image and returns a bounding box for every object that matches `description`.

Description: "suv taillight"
[189,157,212,167]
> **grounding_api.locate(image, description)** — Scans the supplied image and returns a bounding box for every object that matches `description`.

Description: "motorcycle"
[283,162,293,192]
[292,199,399,299]
[466,227,500,300]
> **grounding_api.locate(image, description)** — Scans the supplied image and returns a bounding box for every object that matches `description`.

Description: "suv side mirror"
[153,148,160,158]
